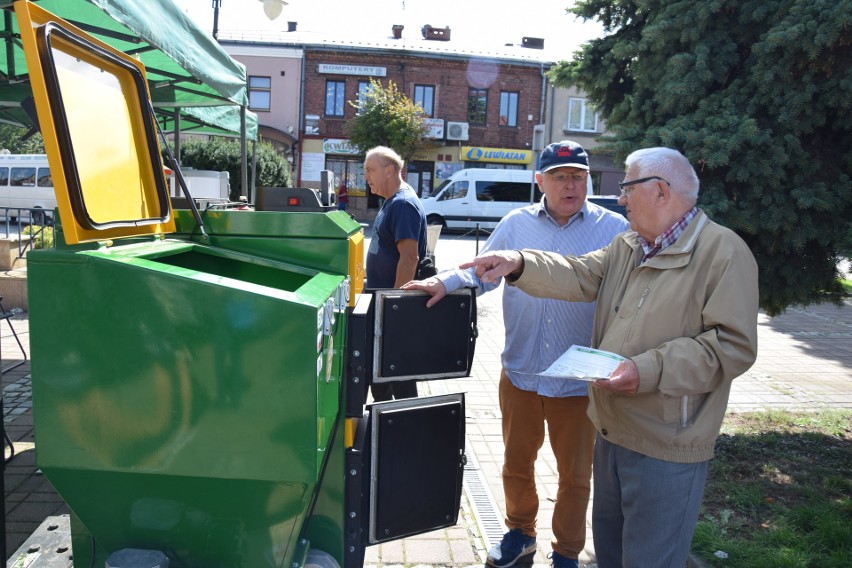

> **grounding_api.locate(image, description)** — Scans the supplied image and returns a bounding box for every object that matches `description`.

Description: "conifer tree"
[550,0,852,315]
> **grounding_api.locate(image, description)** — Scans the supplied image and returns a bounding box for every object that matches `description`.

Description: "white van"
[421,168,596,231]
[167,167,230,202]
[0,154,56,222]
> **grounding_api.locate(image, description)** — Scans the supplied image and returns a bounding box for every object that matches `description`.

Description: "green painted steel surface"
[27,212,355,567]
[172,209,363,276]
[173,209,363,241]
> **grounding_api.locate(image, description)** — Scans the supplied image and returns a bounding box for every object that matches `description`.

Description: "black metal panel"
[373,289,476,382]
[255,187,335,212]
[345,294,372,416]
[344,414,370,568]
[368,394,465,543]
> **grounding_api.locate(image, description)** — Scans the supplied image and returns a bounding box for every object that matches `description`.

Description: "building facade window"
[325,80,346,117]
[567,97,598,132]
[499,91,518,126]
[356,81,373,113]
[414,84,435,117]
[468,88,488,125]
[248,76,271,111]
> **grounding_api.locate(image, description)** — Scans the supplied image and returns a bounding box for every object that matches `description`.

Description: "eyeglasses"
[548,171,588,184]
[618,176,670,197]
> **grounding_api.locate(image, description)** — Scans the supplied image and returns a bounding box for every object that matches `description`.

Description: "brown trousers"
[499,370,596,559]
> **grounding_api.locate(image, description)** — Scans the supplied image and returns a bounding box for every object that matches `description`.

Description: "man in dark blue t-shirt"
[364,146,427,289]
[364,146,427,400]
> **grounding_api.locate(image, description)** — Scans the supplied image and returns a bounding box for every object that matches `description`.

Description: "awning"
[0,0,256,138]
[157,106,259,140]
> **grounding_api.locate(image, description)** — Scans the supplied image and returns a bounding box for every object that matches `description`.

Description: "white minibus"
[421,168,616,231]
[0,154,56,223]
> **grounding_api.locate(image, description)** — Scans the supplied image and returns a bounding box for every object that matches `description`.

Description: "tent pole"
[240,105,248,200]
[250,139,258,204]
[174,109,181,165]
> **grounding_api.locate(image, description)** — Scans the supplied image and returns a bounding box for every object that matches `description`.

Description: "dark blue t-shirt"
[366,184,427,288]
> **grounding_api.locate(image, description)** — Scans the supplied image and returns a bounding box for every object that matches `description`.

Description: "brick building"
[220,26,616,221]
[222,28,549,220]
[301,43,546,218]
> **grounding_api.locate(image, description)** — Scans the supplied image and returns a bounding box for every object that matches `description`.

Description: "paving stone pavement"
[4,234,852,567]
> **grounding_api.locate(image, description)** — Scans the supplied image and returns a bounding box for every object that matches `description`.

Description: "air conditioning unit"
[446,121,469,141]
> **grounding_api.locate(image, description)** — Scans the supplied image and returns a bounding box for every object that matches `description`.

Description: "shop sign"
[305,114,320,135]
[461,146,532,165]
[323,139,360,155]
[317,64,387,77]
[423,118,445,139]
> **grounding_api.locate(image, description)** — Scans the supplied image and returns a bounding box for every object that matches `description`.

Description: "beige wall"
[544,84,622,195]
[224,45,303,140]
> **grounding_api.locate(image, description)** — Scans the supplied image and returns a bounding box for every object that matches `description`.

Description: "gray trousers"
[592,434,709,568]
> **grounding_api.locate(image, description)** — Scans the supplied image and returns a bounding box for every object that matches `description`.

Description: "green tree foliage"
[550,0,852,315]
[0,124,44,154]
[346,79,429,164]
[177,137,291,200]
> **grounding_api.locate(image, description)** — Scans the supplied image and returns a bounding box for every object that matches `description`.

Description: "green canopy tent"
[158,106,259,141]
[0,0,258,191]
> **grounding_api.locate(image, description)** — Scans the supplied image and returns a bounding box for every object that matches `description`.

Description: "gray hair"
[624,147,699,205]
[365,146,404,172]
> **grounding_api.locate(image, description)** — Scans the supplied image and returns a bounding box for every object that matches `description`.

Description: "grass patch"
[692,409,852,568]
[842,278,852,295]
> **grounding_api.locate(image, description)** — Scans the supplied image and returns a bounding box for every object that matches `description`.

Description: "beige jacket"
[512,210,758,462]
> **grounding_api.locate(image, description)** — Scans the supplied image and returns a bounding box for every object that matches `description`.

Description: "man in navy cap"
[404,141,628,568]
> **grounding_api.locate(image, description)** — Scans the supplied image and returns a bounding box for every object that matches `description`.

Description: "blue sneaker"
[548,551,579,568]
[487,528,536,567]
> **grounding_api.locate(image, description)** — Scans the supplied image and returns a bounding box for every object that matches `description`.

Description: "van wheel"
[32,208,46,226]
[427,215,446,230]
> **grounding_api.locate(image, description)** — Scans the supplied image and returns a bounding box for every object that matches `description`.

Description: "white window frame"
[414,84,435,117]
[567,97,599,132]
[248,76,271,111]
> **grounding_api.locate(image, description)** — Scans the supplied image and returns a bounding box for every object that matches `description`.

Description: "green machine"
[16,2,476,567]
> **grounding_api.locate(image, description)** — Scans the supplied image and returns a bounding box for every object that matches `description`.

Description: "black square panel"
[372,289,475,382]
[368,394,465,542]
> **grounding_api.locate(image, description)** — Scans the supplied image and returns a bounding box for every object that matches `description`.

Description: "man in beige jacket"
[460,147,759,568]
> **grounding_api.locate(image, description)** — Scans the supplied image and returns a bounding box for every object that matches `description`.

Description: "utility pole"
[212,0,222,40]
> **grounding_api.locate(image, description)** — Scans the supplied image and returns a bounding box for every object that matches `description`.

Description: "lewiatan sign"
[461,146,532,165]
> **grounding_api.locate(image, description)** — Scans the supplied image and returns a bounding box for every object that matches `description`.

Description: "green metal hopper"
[16,3,475,567]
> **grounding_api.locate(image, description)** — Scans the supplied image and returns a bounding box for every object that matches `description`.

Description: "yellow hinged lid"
[15,1,175,244]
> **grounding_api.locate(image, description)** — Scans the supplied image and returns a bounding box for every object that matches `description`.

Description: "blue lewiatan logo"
[466,148,483,160]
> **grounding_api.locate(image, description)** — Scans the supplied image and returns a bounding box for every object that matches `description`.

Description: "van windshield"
[433,179,451,194]
[438,181,468,201]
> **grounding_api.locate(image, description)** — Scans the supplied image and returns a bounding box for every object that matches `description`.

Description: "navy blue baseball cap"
[538,140,589,172]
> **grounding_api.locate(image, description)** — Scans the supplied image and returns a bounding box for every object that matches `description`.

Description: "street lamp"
[211,0,287,40]
[260,0,288,21]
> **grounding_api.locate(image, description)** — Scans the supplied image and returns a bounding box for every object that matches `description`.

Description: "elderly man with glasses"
[458,147,759,568]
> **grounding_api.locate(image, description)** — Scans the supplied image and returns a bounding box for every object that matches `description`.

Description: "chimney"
[392,24,404,39]
[522,36,544,49]
[421,25,451,41]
